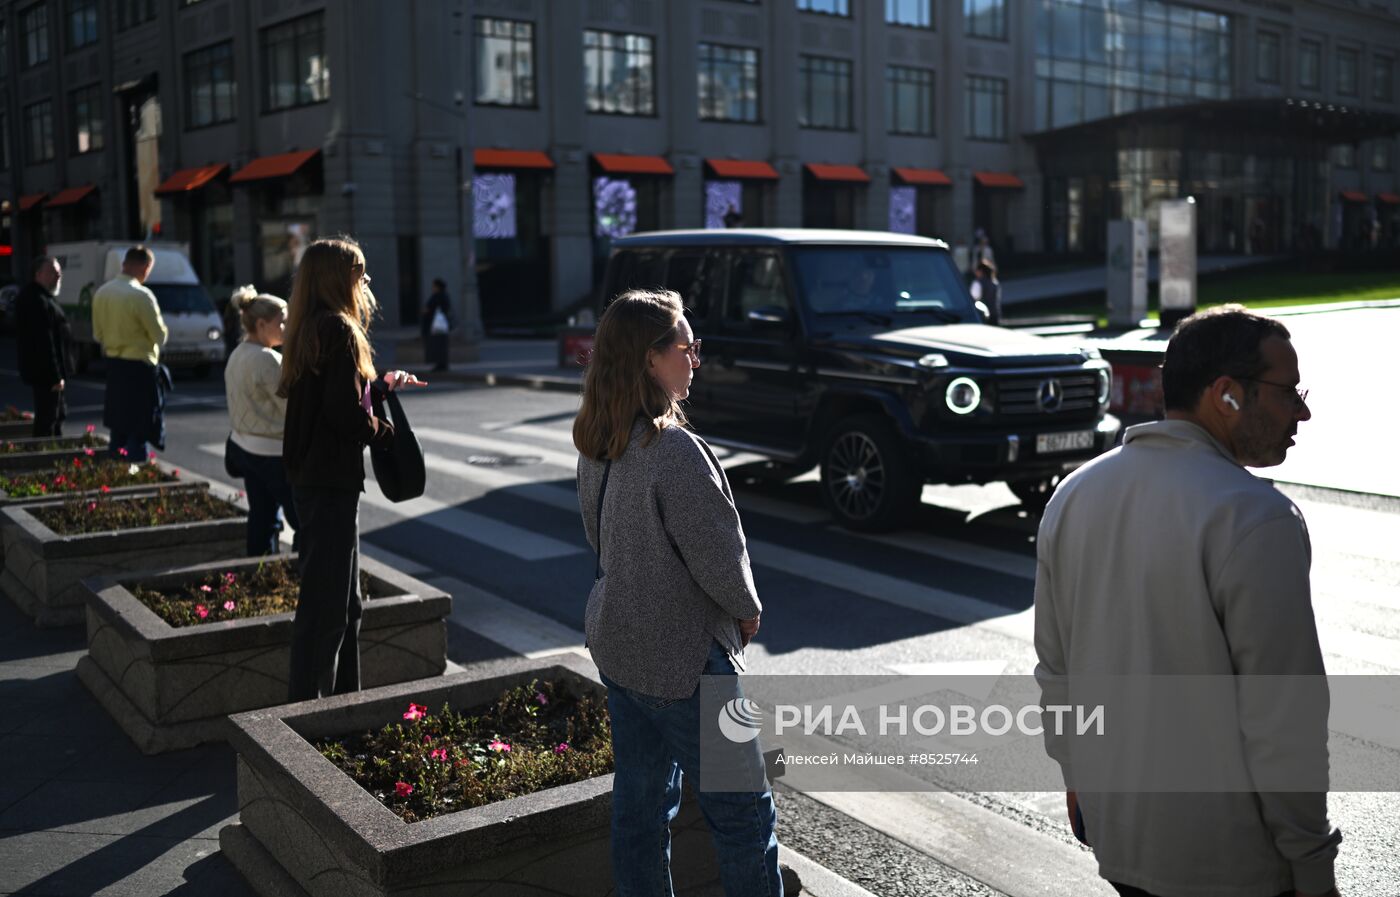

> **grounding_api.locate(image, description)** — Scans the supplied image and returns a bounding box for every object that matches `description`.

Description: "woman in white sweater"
[224,286,299,555]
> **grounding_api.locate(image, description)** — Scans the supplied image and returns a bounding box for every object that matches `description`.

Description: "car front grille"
[997,372,1099,415]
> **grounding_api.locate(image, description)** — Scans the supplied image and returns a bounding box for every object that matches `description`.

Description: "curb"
[430,369,582,394]
[781,845,881,897]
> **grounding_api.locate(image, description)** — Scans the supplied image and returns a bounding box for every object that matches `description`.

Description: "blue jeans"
[228,441,300,556]
[601,641,782,897]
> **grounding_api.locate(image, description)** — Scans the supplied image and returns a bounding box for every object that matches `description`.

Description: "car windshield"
[149,284,216,315]
[791,247,978,323]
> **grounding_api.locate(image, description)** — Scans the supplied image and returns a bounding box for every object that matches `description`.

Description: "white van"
[49,241,226,375]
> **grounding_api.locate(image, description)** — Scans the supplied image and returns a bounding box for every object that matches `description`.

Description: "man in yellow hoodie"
[92,245,168,461]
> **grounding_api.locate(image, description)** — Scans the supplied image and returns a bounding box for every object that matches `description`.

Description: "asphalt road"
[1,345,1397,896]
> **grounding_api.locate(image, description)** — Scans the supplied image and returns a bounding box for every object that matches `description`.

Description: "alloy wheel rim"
[826,432,885,520]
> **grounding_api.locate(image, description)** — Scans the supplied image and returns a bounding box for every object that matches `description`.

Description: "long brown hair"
[277,238,377,398]
[573,289,688,461]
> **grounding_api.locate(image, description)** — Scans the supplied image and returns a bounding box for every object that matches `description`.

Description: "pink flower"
[223,600,235,612]
[394,781,414,797]
[54,475,65,484]
[200,584,213,593]
[488,740,511,753]
[195,605,209,619]
[118,448,128,457]
[535,692,548,706]
[172,469,180,478]
[86,502,97,511]
[100,485,110,494]
[85,425,95,434]
[423,735,432,743]
[554,743,570,754]
[223,572,237,584]
[430,748,448,761]
[83,448,94,456]
[403,703,428,721]
[71,458,80,467]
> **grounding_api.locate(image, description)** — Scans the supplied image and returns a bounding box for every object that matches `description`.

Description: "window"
[799,55,853,129]
[475,18,535,107]
[69,84,104,153]
[20,3,50,68]
[1374,56,1394,103]
[115,0,156,30]
[263,13,329,110]
[887,0,931,28]
[798,0,849,15]
[966,75,1006,141]
[698,43,760,122]
[25,100,54,163]
[185,42,237,127]
[67,0,98,49]
[965,0,1006,40]
[1335,144,1355,169]
[1256,31,1280,84]
[887,65,935,135]
[725,252,790,328]
[1299,39,1321,90]
[1373,142,1392,172]
[583,30,656,115]
[1337,48,1359,96]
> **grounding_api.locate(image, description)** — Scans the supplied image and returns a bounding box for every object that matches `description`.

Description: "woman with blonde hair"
[279,237,423,701]
[574,289,782,896]
[224,285,298,556]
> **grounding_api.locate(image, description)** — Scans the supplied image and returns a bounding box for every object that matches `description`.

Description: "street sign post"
[1158,198,1197,329]
[1106,218,1148,328]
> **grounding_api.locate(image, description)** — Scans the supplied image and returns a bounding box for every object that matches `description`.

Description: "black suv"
[601,229,1120,531]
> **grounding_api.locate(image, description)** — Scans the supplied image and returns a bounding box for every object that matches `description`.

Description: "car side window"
[608,249,668,302]
[665,250,707,318]
[723,251,789,331]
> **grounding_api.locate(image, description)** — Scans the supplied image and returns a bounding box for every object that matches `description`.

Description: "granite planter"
[0,419,37,439]
[77,554,452,754]
[0,459,200,509]
[0,492,247,626]
[0,434,111,472]
[220,654,724,897]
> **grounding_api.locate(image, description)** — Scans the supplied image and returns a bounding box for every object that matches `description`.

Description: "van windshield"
[791,247,978,324]
[149,284,216,315]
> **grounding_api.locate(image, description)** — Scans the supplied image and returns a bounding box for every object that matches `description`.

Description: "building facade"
[3,0,1400,330]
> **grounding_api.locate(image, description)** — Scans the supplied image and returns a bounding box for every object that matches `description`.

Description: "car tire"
[819,414,920,533]
[1008,475,1062,514]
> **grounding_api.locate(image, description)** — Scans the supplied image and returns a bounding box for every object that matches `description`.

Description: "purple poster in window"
[594,177,638,238]
[889,186,916,234]
[473,173,517,239]
[705,180,743,229]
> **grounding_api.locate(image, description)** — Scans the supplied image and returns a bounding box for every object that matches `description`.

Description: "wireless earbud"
[1223,394,1240,410]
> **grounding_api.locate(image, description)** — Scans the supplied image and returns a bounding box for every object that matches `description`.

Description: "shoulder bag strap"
[594,459,612,581]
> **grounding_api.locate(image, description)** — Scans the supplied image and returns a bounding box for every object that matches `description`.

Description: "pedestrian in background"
[1034,306,1338,897]
[574,289,782,897]
[279,238,423,702]
[420,277,452,373]
[970,227,996,275]
[969,260,1002,325]
[92,246,167,461]
[15,256,71,437]
[224,285,298,556]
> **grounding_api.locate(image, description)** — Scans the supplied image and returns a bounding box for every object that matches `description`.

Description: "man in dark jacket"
[15,256,71,437]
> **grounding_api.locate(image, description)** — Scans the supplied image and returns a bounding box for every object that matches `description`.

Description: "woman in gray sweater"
[575,289,781,897]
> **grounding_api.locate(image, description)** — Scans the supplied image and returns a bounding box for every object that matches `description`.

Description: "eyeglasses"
[1238,377,1309,407]
[674,339,702,363]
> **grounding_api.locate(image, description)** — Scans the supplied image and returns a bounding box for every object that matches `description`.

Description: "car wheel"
[1008,475,1062,514]
[819,414,920,532]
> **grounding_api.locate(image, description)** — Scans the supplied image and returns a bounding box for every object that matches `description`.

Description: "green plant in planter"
[131,558,375,628]
[31,488,243,536]
[0,455,177,498]
[316,679,614,823]
[0,430,104,453]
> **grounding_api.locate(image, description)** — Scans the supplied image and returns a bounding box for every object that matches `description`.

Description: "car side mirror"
[974,300,990,323]
[746,305,791,328]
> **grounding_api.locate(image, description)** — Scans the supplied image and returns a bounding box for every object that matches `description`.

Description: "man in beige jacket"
[1035,305,1340,897]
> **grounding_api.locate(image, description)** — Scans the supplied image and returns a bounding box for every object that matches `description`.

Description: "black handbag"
[224,434,245,478]
[370,387,426,502]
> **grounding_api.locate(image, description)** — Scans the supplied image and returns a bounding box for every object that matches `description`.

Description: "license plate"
[1036,430,1095,455]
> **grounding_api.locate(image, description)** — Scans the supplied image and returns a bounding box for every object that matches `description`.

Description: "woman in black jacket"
[420,278,452,372]
[278,237,424,701]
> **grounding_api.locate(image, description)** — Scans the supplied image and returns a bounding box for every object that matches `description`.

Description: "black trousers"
[30,386,64,438]
[1113,886,1290,897]
[287,485,362,702]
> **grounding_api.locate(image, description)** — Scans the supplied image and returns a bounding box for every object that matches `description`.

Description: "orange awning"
[474,149,554,170]
[18,193,47,211]
[805,163,870,183]
[893,166,952,186]
[1378,192,1400,205]
[154,163,228,195]
[46,184,97,207]
[593,153,674,175]
[974,171,1025,189]
[1338,190,1369,203]
[705,159,780,180]
[229,149,321,184]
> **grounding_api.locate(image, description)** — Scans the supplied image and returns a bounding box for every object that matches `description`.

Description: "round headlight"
[945,377,982,415]
[1097,369,1111,405]
[207,327,222,341]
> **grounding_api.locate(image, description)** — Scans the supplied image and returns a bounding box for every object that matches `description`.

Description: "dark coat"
[420,289,453,338]
[15,283,71,388]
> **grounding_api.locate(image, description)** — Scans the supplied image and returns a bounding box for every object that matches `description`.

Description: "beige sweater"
[224,341,286,456]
